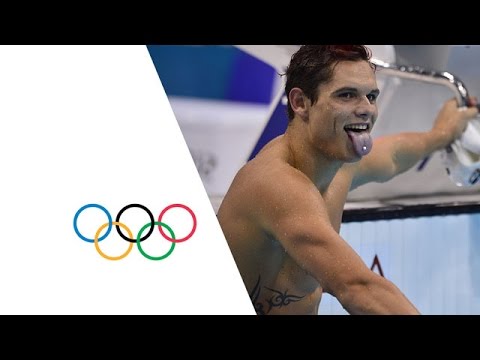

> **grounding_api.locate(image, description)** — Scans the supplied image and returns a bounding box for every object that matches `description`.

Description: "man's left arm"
[352,98,478,189]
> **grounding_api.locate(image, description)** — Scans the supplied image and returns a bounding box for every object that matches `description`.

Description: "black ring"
[115,204,154,243]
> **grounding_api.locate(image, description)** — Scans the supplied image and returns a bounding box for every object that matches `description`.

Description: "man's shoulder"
[240,157,312,189]
[232,162,321,213]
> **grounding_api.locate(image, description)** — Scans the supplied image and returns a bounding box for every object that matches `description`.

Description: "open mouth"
[343,123,372,157]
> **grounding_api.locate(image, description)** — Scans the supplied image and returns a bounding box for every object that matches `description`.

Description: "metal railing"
[371,58,476,109]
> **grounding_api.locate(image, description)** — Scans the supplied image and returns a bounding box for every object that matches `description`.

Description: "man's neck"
[284,126,344,194]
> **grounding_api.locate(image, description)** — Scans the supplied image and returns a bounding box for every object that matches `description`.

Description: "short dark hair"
[284,45,374,121]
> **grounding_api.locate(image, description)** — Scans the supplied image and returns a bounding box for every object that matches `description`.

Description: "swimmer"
[217,45,478,315]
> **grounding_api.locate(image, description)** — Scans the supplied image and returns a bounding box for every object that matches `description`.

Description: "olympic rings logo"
[73,203,197,261]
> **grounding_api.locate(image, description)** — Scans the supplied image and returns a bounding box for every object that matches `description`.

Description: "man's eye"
[339,92,354,99]
[367,94,377,102]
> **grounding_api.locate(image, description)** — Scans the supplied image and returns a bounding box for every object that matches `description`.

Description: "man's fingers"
[465,105,479,118]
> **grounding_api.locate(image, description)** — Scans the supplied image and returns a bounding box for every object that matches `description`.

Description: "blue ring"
[73,204,112,243]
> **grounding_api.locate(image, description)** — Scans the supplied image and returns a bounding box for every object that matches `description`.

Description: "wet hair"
[284,45,374,121]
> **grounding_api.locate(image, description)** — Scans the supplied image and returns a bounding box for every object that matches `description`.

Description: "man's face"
[307,60,379,162]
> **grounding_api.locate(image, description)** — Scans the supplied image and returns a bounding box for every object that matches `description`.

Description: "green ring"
[137,221,176,261]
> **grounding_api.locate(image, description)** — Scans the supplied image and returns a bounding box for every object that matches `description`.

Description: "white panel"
[0,45,255,315]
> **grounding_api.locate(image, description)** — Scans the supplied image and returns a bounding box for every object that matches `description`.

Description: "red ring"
[158,204,196,243]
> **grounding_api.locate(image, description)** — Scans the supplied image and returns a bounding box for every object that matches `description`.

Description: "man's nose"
[355,97,376,119]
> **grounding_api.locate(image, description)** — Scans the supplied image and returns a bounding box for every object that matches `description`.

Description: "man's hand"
[431,97,478,148]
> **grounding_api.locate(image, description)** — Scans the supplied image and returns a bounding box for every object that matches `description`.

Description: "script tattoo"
[249,275,304,315]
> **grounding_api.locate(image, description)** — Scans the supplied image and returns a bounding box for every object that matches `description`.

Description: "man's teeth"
[344,124,368,131]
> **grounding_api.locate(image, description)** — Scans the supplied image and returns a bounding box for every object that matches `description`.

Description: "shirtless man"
[217,45,478,315]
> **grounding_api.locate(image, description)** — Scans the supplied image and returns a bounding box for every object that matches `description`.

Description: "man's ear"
[289,87,309,120]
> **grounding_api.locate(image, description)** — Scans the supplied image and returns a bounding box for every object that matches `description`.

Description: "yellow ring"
[94,221,134,260]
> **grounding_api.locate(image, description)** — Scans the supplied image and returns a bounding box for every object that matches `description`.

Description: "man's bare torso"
[217,136,356,315]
